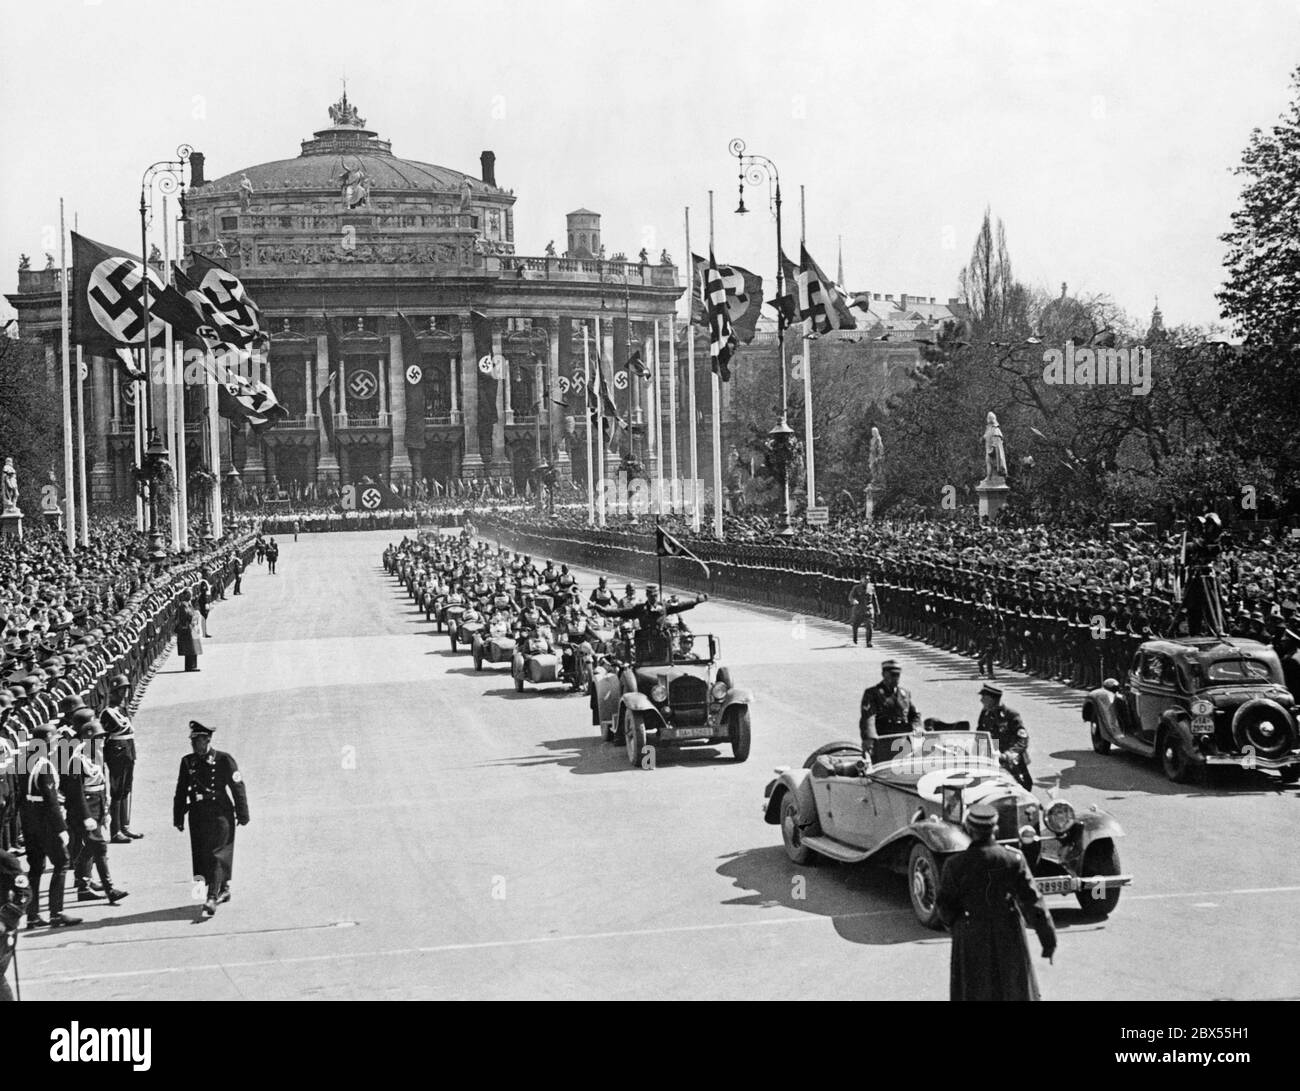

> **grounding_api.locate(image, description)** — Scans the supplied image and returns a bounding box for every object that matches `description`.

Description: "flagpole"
[133,364,144,531]
[592,318,605,527]
[208,361,223,538]
[708,192,723,540]
[653,318,664,516]
[685,207,700,533]
[75,345,89,547]
[162,196,180,552]
[173,198,189,551]
[667,309,679,513]
[800,185,816,516]
[59,199,75,550]
[583,321,594,525]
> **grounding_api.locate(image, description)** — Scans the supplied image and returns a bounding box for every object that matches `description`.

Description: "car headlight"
[650,683,668,704]
[711,681,729,702]
[1044,801,1076,835]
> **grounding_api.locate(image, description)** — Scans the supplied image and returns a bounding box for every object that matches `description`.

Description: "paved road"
[20,530,1300,1000]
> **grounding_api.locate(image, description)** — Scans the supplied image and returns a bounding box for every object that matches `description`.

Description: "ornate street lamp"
[139,144,192,559]
[729,137,795,536]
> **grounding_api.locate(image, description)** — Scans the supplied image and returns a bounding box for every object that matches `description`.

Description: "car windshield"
[881,731,996,766]
[1200,658,1279,685]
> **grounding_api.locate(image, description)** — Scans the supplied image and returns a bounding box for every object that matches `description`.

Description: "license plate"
[1034,876,1076,895]
[672,727,716,739]
[1191,716,1215,733]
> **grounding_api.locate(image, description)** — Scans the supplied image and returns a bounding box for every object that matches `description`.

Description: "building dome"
[206,92,503,198]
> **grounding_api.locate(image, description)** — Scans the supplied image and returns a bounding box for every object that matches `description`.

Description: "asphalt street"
[18,529,1300,1000]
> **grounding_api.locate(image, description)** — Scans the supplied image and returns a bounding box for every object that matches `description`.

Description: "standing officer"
[847,573,879,648]
[937,803,1056,1001]
[231,554,244,596]
[20,723,80,928]
[976,683,1032,790]
[102,674,141,842]
[0,849,30,1002]
[64,716,128,905]
[266,538,280,575]
[975,590,1000,679]
[173,721,249,918]
[859,660,921,764]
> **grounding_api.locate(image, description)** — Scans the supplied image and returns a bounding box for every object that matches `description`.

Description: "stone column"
[316,333,340,486]
[449,354,460,421]
[547,318,568,477]
[241,354,267,486]
[303,356,315,424]
[459,323,484,477]
[388,330,412,482]
[491,325,507,472]
[90,355,113,504]
[602,323,617,456]
[337,355,349,426]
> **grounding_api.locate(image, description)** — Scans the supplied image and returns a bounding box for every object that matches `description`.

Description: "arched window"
[578,232,587,251]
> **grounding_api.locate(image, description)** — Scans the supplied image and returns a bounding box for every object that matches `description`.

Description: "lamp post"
[139,144,193,562]
[729,137,795,537]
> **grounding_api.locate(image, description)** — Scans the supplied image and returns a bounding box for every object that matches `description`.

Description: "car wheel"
[1159,731,1193,783]
[449,632,458,653]
[779,793,813,865]
[1075,840,1122,918]
[473,643,483,672]
[625,710,648,767]
[907,842,945,930]
[729,707,752,762]
[513,667,524,693]
[1090,720,1112,755]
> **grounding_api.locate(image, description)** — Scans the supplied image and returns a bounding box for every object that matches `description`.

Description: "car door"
[822,769,885,850]
[1135,651,1177,746]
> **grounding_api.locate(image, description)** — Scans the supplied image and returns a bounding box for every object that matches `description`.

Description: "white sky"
[2,0,1297,329]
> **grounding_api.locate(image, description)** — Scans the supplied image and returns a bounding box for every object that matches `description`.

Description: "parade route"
[17,530,1300,1001]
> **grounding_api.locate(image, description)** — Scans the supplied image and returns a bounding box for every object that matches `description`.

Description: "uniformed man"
[173,721,250,918]
[975,683,1032,790]
[936,803,1056,1001]
[0,848,30,1002]
[847,573,879,647]
[65,715,128,905]
[594,585,706,662]
[859,660,921,764]
[21,723,80,928]
[975,590,1000,679]
[101,674,141,843]
[589,577,615,609]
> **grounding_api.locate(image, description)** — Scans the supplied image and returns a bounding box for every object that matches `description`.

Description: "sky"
[1,0,1297,330]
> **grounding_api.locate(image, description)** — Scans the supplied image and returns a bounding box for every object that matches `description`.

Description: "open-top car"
[763,731,1130,928]
[592,632,752,766]
[1083,637,1300,783]
[472,615,516,671]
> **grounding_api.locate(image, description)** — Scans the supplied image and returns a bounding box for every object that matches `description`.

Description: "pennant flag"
[397,312,427,451]
[216,372,289,434]
[798,244,858,337]
[319,314,342,448]
[691,254,763,343]
[625,347,650,381]
[71,232,168,369]
[705,250,738,382]
[656,523,711,580]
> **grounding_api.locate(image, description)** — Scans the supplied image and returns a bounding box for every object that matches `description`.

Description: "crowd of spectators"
[473,506,1300,691]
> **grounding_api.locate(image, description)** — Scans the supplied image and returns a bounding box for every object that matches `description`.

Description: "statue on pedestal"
[867,427,885,484]
[983,412,1008,480]
[2,458,19,513]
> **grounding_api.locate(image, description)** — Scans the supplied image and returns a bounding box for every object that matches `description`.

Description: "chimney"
[189,151,206,187]
[480,150,496,187]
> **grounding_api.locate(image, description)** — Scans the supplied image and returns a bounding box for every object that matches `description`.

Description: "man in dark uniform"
[936,803,1056,1001]
[21,723,80,928]
[976,683,1032,790]
[859,660,921,764]
[173,721,249,918]
[847,574,878,647]
[975,590,1000,679]
[64,716,128,905]
[589,577,615,609]
[0,849,30,1001]
[101,674,141,843]
[595,585,707,662]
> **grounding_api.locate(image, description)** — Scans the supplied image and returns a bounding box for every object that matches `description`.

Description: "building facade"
[6,94,683,501]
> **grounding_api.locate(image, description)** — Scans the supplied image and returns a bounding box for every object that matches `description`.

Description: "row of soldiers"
[0,676,138,928]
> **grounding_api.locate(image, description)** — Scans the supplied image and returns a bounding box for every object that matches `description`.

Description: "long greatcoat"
[936,840,1056,1001]
[174,604,203,658]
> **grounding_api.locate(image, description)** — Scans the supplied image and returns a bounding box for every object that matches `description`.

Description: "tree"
[1219,65,1300,350]
[0,335,63,513]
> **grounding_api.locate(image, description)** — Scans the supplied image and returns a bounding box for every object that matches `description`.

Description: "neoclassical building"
[7,93,683,500]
